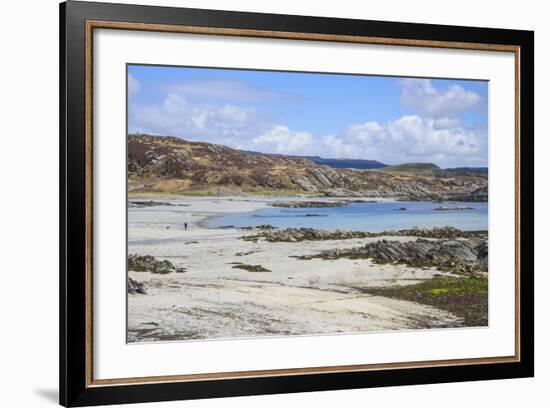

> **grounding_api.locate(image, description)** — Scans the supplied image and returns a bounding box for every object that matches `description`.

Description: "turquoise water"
[208,201,488,232]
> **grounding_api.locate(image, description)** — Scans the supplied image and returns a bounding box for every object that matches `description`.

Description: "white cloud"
[129,90,486,166]
[128,74,140,95]
[321,134,357,158]
[217,105,258,124]
[400,79,481,118]
[252,126,314,154]
[129,93,269,147]
[164,79,285,102]
[319,115,485,166]
[433,117,461,129]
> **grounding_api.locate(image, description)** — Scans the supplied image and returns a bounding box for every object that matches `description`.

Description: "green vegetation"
[375,162,441,176]
[363,275,488,327]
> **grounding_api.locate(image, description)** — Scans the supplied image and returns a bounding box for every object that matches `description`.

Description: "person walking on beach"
[184,222,188,231]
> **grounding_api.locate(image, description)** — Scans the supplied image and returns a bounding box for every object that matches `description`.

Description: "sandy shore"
[127,196,462,342]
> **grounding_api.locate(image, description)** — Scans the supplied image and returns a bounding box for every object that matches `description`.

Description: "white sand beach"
[127,196,462,342]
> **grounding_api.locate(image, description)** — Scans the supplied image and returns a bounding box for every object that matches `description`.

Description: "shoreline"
[127,195,488,342]
[127,191,488,204]
[127,195,394,230]
[127,194,488,232]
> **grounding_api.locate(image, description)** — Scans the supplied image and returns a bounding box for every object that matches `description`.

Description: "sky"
[127,64,488,168]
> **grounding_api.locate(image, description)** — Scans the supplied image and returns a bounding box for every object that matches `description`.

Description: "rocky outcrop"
[477,240,489,270]
[128,200,190,208]
[291,175,319,192]
[128,200,176,208]
[242,226,487,243]
[307,167,340,187]
[297,238,488,275]
[128,277,146,295]
[255,224,276,230]
[447,186,488,202]
[128,254,184,274]
[242,228,372,242]
[270,200,347,208]
[386,227,487,239]
[433,206,474,211]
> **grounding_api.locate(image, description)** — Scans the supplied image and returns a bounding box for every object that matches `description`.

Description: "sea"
[207,200,488,232]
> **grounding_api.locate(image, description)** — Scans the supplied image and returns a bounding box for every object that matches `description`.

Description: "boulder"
[128,254,183,274]
[128,277,146,295]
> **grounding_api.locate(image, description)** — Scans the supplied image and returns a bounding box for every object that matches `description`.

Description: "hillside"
[244,152,387,170]
[377,163,488,179]
[376,163,442,176]
[302,156,386,169]
[127,134,488,201]
[445,167,489,175]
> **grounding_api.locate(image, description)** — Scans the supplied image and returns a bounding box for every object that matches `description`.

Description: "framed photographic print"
[59,1,534,406]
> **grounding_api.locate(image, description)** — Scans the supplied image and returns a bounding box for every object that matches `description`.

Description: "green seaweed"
[363,276,488,327]
[232,264,271,273]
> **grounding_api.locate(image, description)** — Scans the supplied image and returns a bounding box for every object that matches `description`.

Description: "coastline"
[127,194,399,229]
[127,195,487,342]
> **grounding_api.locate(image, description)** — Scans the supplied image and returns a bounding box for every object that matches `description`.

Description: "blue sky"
[128,64,488,167]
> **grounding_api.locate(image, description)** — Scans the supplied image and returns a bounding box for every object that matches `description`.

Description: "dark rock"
[128,277,146,294]
[352,199,378,203]
[232,264,271,272]
[243,228,371,242]
[433,206,474,211]
[255,224,276,230]
[242,226,487,243]
[297,238,488,274]
[128,200,176,208]
[128,254,179,274]
[446,186,488,202]
[235,250,257,256]
[477,240,489,270]
[270,200,347,208]
[389,226,487,239]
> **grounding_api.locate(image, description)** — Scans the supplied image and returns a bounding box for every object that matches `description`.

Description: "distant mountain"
[244,151,387,170]
[127,134,488,201]
[298,156,387,170]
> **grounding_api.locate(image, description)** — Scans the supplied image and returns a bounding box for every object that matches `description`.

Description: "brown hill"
[127,134,487,201]
[376,163,442,176]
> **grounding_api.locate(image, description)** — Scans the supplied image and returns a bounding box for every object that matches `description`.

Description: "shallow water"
[207,201,488,232]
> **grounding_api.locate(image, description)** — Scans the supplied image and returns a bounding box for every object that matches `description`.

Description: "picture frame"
[60,1,534,406]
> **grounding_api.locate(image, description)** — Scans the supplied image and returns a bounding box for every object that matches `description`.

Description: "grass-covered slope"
[127,134,488,201]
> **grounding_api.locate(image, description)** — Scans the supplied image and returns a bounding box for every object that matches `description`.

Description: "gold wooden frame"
[84,20,521,388]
